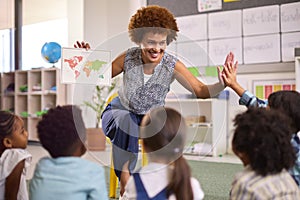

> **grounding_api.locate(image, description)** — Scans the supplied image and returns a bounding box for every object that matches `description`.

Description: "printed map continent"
[64,56,107,79]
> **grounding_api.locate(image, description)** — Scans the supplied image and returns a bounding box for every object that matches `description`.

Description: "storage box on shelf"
[1,68,66,141]
[165,98,227,157]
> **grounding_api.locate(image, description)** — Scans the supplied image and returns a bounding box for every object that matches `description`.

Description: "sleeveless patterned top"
[118,47,177,115]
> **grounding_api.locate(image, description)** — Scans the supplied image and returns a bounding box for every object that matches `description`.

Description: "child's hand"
[222,61,238,88]
[218,52,235,86]
[224,52,234,67]
[74,41,90,50]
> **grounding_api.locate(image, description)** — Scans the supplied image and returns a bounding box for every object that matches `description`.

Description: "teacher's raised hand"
[74,41,90,50]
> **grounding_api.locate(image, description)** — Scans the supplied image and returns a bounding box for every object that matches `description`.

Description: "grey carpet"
[106,160,243,200]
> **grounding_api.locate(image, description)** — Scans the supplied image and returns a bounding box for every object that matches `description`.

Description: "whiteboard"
[208,37,242,66]
[281,32,300,62]
[243,5,280,36]
[208,10,242,39]
[281,2,300,33]
[177,41,208,67]
[176,14,207,42]
[243,34,280,64]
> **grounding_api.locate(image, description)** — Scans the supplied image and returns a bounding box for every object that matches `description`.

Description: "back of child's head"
[233,108,295,176]
[140,107,186,159]
[268,90,300,133]
[37,105,86,158]
[140,107,193,200]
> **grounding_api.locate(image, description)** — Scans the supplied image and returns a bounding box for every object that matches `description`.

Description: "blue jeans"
[101,97,144,179]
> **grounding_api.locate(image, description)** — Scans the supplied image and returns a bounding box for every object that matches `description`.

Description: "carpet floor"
[107,160,243,200]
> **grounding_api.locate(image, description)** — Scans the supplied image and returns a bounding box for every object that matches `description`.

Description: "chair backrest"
[105,92,118,106]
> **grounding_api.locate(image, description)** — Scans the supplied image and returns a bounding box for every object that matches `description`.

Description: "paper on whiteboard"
[61,47,111,85]
[281,32,300,62]
[197,0,222,13]
[243,34,280,64]
[208,37,242,66]
[176,14,207,42]
[177,41,208,67]
[243,5,280,36]
[281,2,300,33]
[208,10,242,39]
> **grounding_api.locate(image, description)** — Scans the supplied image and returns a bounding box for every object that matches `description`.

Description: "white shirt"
[144,73,152,83]
[121,162,204,200]
[0,149,32,200]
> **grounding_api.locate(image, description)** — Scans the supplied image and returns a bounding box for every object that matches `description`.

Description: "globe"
[41,42,62,64]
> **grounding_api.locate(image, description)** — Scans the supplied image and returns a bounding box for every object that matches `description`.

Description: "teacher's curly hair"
[128,5,179,45]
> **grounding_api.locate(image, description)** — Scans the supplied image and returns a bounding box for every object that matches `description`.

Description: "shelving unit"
[0,68,66,141]
[165,98,227,157]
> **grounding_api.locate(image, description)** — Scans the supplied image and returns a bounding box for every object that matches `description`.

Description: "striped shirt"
[230,166,300,199]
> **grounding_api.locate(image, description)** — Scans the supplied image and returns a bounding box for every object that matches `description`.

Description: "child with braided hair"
[0,111,32,200]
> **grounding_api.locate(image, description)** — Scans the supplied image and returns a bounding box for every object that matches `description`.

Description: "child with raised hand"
[0,111,32,200]
[267,90,300,185]
[222,54,300,186]
[121,107,204,200]
[29,105,108,200]
[230,108,300,199]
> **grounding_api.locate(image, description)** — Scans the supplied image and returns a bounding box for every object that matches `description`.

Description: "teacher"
[75,5,234,195]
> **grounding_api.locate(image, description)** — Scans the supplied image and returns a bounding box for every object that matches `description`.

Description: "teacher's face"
[140,32,167,64]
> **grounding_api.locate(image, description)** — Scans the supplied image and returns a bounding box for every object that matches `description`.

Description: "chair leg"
[107,137,118,198]
[141,140,148,166]
[109,164,118,198]
[109,139,148,198]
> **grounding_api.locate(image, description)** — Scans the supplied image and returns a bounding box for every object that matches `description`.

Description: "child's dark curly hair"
[268,90,300,133]
[232,108,295,176]
[37,105,86,158]
[128,5,179,45]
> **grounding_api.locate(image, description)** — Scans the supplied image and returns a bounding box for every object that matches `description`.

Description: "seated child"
[222,55,300,186]
[0,111,32,200]
[121,107,204,200]
[29,105,108,200]
[230,108,300,199]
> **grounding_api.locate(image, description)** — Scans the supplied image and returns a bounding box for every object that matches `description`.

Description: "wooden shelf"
[0,68,66,141]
